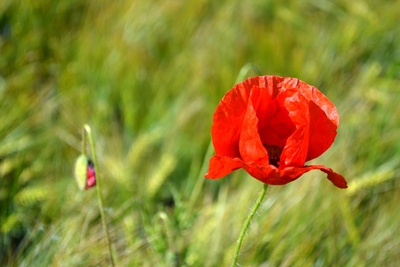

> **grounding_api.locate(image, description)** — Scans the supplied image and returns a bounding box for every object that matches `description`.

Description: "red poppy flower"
[205,75,347,188]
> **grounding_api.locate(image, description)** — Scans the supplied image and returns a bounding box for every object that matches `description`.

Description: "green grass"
[2,0,400,266]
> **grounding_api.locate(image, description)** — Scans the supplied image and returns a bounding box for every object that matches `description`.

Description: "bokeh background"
[1,0,400,266]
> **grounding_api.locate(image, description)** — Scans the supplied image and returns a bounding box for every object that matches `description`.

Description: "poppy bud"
[74,154,96,190]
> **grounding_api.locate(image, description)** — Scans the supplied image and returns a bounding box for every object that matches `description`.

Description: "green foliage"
[1,0,400,266]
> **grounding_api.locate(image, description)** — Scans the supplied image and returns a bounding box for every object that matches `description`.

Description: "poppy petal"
[211,82,253,158]
[258,94,295,148]
[241,162,282,184]
[305,100,338,161]
[280,165,348,188]
[211,76,285,157]
[205,154,243,179]
[239,86,270,166]
[297,83,339,126]
[251,85,275,129]
[277,90,310,167]
[296,84,339,161]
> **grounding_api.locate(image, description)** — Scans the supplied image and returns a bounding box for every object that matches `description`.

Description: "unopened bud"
[74,154,96,190]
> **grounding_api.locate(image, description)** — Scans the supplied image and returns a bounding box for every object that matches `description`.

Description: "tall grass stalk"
[83,124,115,267]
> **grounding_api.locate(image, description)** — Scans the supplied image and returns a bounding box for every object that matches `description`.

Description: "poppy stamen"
[263,144,282,167]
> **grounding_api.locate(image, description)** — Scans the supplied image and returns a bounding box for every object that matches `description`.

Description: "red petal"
[211,90,248,158]
[238,86,270,166]
[251,85,275,129]
[258,96,295,148]
[303,100,337,161]
[242,162,282,184]
[277,90,310,167]
[205,155,243,179]
[242,75,284,98]
[296,83,339,161]
[280,165,347,188]
[86,167,96,189]
[297,83,339,126]
[211,76,287,158]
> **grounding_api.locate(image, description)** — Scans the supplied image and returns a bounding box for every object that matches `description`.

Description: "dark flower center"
[263,144,282,167]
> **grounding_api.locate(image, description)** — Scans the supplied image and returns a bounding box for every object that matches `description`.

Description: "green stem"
[235,63,262,84]
[231,183,268,267]
[82,127,87,156]
[84,124,115,267]
[189,140,214,211]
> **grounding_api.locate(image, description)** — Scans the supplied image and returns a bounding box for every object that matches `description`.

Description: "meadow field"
[1,0,400,266]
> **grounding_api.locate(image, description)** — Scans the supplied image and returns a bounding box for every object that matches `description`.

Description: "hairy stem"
[231,183,268,267]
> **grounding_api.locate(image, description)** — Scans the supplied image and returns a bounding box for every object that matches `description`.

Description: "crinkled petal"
[242,162,284,185]
[258,95,294,148]
[251,85,275,129]
[205,155,243,179]
[318,166,348,189]
[242,75,284,98]
[211,88,249,158]
[277,90,310,167]
[211,76,289,158]
[306,100,338,161]
[297,83,339,126]
[280,165,348,188]
[296,83,339,161]
[239,86,270,166]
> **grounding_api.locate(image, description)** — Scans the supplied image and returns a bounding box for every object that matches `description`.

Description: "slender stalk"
[189,140,214,211]
[231,183,268,267]
[235,63,262,84]
[83,124,115,267]
[82,127,87,156]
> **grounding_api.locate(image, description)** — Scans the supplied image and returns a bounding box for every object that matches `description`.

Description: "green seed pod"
[74,154,89,190]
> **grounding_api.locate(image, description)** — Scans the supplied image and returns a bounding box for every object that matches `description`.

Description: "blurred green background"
[1,0,400,266]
